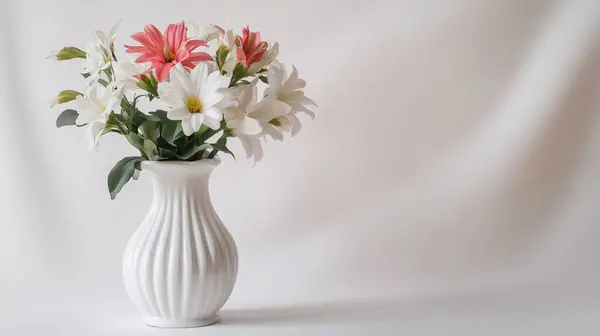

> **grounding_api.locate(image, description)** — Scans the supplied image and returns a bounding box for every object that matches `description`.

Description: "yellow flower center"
[187,97,203,113]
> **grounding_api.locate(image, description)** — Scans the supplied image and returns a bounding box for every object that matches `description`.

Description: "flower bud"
[50,90,82,107]
[47,47,86,61]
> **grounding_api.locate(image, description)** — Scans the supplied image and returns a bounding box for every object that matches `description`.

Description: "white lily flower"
[74,84,123,148]
[186,22,222,42]
[112,59,148,91]
[224,82,290,162]
[82,22,120,84]
[263,63,316,137]
[213,28,238,74]
[224,82,271,136]
[158,63,230,135]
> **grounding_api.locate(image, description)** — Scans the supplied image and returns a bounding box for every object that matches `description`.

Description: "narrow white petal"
[157,83,181,107]
[202,114,221,130]
[239,135,264,163]
[239,135,254,159]
[76,113,95,125]
[263,123,284,141]
[190,63,209,90]
[285,92,316,106]
[237,86,251,110]
[252,136,264,162]
[200,71,223,99]
[214,87,236,108]
[171,64,195,98]
[237,116,262,136]
[291,104,316,118]
[202,91,224,108]
[191,113,205,132]
[289,113,303,136]
[167,107,191,120]
[202,106,223,122]
[87,121,106,150]
[108,20,122,41]
[283,65,299,91]
[181,119,195,136]
[256,100,292,123]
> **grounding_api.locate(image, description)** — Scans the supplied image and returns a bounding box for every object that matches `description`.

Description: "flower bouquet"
[50,21,315,199]
[49,21,315,328]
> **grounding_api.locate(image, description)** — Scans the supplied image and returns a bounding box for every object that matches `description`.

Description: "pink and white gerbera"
[125,21,212,81]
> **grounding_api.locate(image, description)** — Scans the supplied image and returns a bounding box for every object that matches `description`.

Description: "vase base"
[143,315,219,328]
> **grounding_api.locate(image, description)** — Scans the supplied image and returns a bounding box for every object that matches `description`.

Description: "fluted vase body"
[123,159,238,328]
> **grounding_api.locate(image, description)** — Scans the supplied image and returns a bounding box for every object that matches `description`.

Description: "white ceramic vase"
[123,158,238,328]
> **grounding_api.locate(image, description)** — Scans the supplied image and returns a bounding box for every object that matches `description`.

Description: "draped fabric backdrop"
[1,0,600,334]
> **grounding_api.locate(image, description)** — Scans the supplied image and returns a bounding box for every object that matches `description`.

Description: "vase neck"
[141,160,220,200]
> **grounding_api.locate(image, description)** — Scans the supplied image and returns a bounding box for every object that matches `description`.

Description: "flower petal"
[263,123,284,141]
[288,113,302,136]
[200,70,222,99]
[202,106,223,122]
[185,39,208,51]
[237,116,262,135]
[167,107,190,120]
[156,62,175,82]
[143,24,165,51]
[181,118,195,136]
[190,113,205,132]
[87,120,106,150]
[255,100,291,122]
[202,113,221,130]
[186,52,213,63]
[174,21,186,51]
[170,63,195,97]
[202,91,224,108]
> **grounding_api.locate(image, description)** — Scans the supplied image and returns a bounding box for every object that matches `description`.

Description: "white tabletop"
[4,286,599,336]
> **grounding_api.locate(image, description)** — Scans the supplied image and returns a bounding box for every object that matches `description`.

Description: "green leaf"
[238,80,251,85]
[139,120,160,141]
[196,125,219,144]
[210,142,235,159]
[56,109,79,128]
[82,72,91,79]
[98,79,109,87]
[256,68,268,74]
[127,133,144,151]
[149,110,169,121]
[143,139,157,159]
[215,45,230,70]
[142,113,161,122]
[259,75,269,84]
[51,47,86,61]
[158,148,179,160]
[120,98,133,117]
[161,120,183,146]
[107,157,144,199]
[229,63,248,87]
[180,144,212,160]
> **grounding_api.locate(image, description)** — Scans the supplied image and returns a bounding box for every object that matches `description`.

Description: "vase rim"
[141,157,221,173]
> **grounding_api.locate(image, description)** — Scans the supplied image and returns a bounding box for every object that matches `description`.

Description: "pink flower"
[235,26,269,68]
[125,21,212,81]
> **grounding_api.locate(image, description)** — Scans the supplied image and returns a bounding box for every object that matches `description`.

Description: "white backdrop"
[2,0,600,334]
